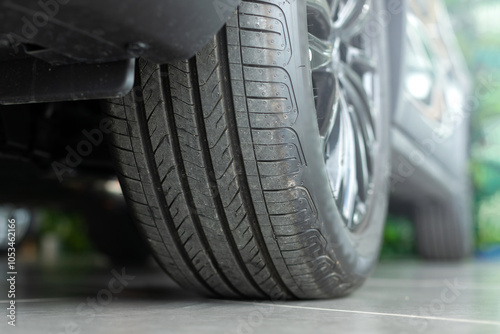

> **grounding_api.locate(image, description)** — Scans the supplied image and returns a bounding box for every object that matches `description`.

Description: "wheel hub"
[306,0,378,231]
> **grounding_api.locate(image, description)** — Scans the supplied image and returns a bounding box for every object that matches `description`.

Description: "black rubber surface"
[415,196,473,260]
[105,0,390,299]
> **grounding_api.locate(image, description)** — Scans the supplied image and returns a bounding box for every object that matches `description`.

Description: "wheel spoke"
[333,0,371,41]
[349,103,371,199]
[308,33,334,71]
[339,63,376,149]
[313,71,340,146]
[329,0,341,17]
[352,198,366,226]
[307,0,333,39]
[308,0,378,230]
[325,99,343,199]
[347,45,376,73]
[339,97,358,226]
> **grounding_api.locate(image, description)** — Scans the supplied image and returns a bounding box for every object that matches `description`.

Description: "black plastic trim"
[0,0,241,64]
[0,57,135,104]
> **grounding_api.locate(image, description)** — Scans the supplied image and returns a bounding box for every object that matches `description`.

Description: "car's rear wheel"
[106,0,390,299]
[414,193,473,260]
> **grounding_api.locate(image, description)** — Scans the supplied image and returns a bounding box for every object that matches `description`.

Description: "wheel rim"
[306,0,379,231]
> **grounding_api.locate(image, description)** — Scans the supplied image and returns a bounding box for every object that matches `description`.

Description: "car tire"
[106,0,391,299]
[414,194,473,260]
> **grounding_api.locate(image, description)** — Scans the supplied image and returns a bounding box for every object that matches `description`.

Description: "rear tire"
[106,0,390,299]
[414,195,473,260]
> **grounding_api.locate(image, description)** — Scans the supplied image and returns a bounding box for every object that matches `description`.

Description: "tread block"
[103,0,360,300]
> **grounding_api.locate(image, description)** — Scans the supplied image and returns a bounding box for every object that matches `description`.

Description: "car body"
[390,0,471,218]
[0,0,240,103]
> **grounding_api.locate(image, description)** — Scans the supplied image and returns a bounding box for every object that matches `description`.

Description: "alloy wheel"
[307,0,380,231]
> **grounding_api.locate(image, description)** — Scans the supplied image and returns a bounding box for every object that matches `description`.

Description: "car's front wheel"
[106,0,391,299]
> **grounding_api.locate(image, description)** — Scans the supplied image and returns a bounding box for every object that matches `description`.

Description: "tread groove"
[189,57,268,298]
[131,72,218,296]
[218,27,295,299]
[159,64,243,297]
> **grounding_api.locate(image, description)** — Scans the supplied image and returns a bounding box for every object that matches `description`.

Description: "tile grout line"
[235,302,500,327]
[0,297,73,304]
[365,278,500,290]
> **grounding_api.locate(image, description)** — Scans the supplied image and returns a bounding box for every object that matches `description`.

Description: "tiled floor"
[1,259,499,334]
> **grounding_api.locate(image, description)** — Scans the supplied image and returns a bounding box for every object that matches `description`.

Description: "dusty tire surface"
[106,0,390,299]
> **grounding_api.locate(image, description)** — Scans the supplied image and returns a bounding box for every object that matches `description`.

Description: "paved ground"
[1,258,499,334]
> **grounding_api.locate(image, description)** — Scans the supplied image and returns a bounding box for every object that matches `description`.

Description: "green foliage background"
[450,0,500,252]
